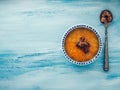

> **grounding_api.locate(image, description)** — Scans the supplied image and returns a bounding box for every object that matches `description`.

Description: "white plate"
[62,25,102,66]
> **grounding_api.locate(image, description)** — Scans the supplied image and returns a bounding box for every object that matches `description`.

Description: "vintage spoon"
[100,9,113,72]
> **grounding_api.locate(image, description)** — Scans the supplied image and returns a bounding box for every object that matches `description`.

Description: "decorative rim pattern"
[62,25,102,66]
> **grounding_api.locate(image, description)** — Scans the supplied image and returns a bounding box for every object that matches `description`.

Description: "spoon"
[100,9,113,72]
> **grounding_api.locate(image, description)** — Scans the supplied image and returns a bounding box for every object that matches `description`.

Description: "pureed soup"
[64,27,99,62]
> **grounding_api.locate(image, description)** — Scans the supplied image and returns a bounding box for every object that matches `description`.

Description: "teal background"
[0,0,120,90]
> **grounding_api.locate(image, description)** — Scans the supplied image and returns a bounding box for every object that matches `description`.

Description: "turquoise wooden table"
[0,0,120,90]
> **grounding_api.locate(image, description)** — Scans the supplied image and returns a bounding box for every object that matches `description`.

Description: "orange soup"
[64,28,99,62]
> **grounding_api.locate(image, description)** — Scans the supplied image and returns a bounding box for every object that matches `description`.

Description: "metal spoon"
[100,9,113,72]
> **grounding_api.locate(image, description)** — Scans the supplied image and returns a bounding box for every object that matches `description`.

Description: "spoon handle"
[104,25,109,71]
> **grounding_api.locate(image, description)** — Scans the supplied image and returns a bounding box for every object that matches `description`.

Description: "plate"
[62,25,102,66]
